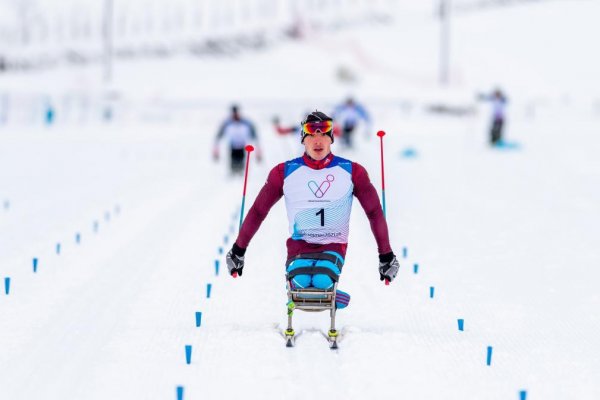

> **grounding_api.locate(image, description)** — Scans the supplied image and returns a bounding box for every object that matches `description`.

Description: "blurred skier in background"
[478,88,508,146]
[213,104,261,174]
[332,97,371,148]
[225,110,400,311]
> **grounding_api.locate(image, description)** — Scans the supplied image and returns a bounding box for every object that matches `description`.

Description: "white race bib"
[283,157,353,244]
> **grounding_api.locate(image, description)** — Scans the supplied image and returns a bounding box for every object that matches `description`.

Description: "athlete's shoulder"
[271,162,286,174]
[283,157,306,178]
[266,163,286,185]
[329,155,353,174]
[350,161,371,184]
[349,160,366,170]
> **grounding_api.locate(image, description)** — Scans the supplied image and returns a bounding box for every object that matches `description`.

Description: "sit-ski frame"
[285,281,339,348]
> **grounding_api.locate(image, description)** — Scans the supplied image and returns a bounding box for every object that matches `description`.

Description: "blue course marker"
[413,263,419,274]
[402,247,408,258]
[458,319,464,331]
[176,386,184,400]
[215,260,220,276]
[56,243,61,255]
[401,147,418,159]
[486,346,493,366]
[3,200,9,210]
[75,233,81,244]
[185,345,192,364]
[206,283,212,299]
[429,286,435,298]
[223,235,229,245]
[93,220,99,233]
[33,258,38,273]
[195,312,202,327]
[45,105,54,125]
[4,277,10,295]
[218,247,223,255]
[104,211,110,222]
[519,390,527,400]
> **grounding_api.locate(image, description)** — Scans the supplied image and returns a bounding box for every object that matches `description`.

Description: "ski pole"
[376,130,390,286]
[239,144,255,231]
[377,130,387,219]
[233,145,254,279]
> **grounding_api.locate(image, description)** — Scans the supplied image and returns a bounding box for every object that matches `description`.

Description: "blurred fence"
[0,0,401,71]
[451,0,560,11]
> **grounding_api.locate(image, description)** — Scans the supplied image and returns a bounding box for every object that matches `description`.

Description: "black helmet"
[300,110,334,144]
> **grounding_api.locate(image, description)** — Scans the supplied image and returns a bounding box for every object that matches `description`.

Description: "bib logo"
[308,174,335,198]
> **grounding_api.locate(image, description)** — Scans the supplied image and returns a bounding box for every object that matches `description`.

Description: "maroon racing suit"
[235,152,392,260]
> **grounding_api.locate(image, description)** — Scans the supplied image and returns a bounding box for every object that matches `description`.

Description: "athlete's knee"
[291,274,311,289]
[312,274,334,289]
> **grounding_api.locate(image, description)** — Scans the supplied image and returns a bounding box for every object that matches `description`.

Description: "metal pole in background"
[103,0,113,84]
[439,0,450,86]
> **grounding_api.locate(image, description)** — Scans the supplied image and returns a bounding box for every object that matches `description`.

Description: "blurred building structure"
[0,0,403,71]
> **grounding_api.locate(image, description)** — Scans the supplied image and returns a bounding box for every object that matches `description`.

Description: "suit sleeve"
[215,120,230,146]
[352,162,392,255]
[235,163,284,249]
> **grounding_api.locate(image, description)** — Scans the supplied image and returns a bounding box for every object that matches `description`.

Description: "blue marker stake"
[402,246,408,258]
[224,235,229,245]
[206,283,212,299]
[4,277,10,294]
[93,220,99,233]
[75,233,81,244]
[413,263,419,274]
[3,200,8,210]
[185,345,192,364]
[229,224,234,234]
[195,312,202,327]
[429,286,435,298]
[105,211,110,222]
[56,243,61,255]
[215,260,220,276]
[519,390,527,400]
[486,346,493,366]
[176,386,184,400]
[458,319,464,331]
[33,258,38,273]
[218,247,223,255]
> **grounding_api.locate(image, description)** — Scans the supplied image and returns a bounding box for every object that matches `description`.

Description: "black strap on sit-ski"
[285,253,343,282]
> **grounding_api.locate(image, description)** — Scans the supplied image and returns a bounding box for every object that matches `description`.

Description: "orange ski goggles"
[302,120,333,136]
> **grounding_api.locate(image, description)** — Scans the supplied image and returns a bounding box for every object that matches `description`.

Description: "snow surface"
[1,1,600,399]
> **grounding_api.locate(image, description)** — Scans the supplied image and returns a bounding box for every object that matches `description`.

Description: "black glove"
[226,243,246,277]
[379,252,399,282]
